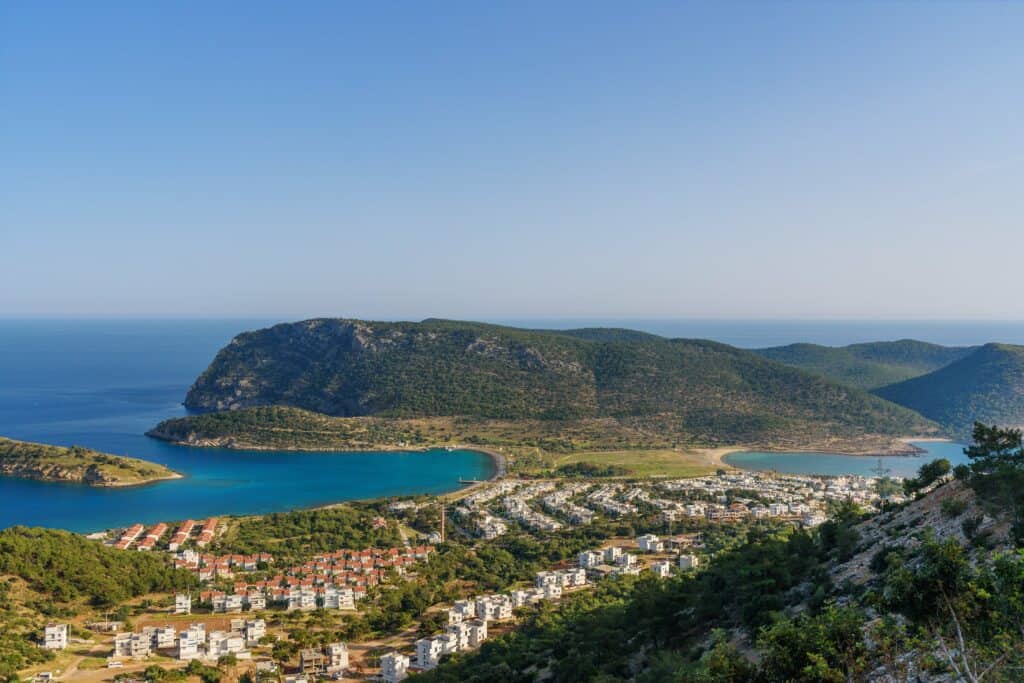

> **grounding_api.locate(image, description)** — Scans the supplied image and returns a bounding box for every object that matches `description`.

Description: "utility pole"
[440,503,446,543]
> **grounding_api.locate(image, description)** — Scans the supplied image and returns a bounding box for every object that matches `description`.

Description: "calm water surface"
[724,441,969,478]
[0,320,493,532]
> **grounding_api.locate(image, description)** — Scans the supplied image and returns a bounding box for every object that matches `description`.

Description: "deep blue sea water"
[0,320,494,532]
[724,441,969,478]
[0,319,1013,531]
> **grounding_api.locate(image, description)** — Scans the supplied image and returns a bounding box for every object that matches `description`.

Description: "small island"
[0,437,180,487]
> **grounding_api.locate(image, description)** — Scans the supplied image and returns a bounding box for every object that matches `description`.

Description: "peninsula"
[0,437,180,487]
[153,319,942,464]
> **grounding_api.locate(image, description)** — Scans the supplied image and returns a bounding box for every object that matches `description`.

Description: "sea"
[0,318,1011,532]
[0,320,494,532]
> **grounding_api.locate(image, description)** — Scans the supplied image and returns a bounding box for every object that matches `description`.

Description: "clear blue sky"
[2,2,1022,320]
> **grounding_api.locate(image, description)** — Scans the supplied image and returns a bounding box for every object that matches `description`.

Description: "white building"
[637,534,664,553]
[243,619,266,645]
[43,624,68,650]
[207,631,246,658]
[177,633,202,661]
[542,583,562,600]
[603,546,622,563]
[113,633,151,659]
[212,594,243,613]
[323,587,355,610]
[245,593,266,611]
[326,642,349,671]
[468,619,488,648]
[416,637,443,670]
[650,561,672,578]
[578,550,603,569]
[380,651,410,683]
[678,554,700,570]
[475,595,513,621]
[174,594,191,615]
[287,588,317,612]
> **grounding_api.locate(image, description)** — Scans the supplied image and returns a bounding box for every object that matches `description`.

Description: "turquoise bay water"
[724,441,969,478]
[0,320,493,532]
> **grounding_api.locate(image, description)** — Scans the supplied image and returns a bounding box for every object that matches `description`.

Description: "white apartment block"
[43,624,68,650]
[174,594,191,615]
[475,595,513,621]
[650,561,673,578]
[243,619,266,645]
[578,550,603,569]
[212,594,243,613]
[326,642,349,671]
[678,554,700,570]
[380,651,410,682]
[323,586,355,610]
[637,534,664,552]
[113,633,151,659]
[416,635,444,669]
[246,593,266,611]
[177,634,202,661]
[468,619,488,648]
[603,546,622,563]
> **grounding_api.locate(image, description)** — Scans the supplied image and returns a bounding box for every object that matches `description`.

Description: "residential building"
[637,534,664,553]
[678,554,700,570]
[174,594,191,615]
[43,624,67,650]
[650,561,672,578]
[380,651,410,683]
[326,642,349,671]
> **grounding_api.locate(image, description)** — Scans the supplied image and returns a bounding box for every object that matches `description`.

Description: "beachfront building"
[43,624,67,650]
[380,651,410,683]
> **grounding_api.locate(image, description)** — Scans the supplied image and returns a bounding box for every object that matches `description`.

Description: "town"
[28,469,902,682]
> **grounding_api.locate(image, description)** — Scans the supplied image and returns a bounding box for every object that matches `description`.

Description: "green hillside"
[755,339,975,390]
[182,319,936,445]
[874,343,1024,436]
[0,437,179,486]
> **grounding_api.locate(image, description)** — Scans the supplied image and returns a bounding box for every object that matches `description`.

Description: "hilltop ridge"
[181,318,937,448]
[874,342,1024,436]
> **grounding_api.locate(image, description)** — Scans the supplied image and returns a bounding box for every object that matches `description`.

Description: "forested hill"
[183,319,936,444]
[874,343,1024,436]
[754,339,976,390]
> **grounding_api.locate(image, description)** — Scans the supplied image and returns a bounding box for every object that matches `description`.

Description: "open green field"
[532,449,718,478]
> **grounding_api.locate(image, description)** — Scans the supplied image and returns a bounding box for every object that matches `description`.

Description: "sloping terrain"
[182,319,936,445]
[755,339,975,390]
[874,343,1024,436]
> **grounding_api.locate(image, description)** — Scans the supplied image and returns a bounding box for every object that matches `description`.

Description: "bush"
[941,498,968,519]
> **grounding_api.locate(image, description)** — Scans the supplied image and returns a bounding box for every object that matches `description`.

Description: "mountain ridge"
[182,318,937,446]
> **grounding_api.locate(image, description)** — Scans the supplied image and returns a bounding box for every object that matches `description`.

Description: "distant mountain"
[874,343,1024,436]
[183,318,935,445]
[755,339,976,390]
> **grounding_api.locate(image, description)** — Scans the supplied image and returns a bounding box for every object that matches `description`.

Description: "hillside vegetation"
[419,427,1024,682]
[181,319,937,447]
[0,437,178,486]
[874,343,1024,436]
[755,339,975,390]
[0,526,197,678]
